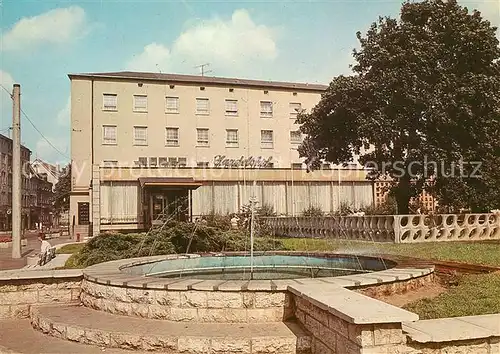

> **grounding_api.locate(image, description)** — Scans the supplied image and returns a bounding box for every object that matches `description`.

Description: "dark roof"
[0,133,32,153]
[68,71,328,92]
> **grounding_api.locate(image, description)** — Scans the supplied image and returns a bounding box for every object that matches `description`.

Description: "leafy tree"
[54,164,71,214]
[298,0,500,213]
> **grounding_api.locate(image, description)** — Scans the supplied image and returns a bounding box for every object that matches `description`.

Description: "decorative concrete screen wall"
[395,214,500,243]
[264,213,500,243]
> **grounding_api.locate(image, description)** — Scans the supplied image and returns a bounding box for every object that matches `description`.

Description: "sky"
[0,0,498,165]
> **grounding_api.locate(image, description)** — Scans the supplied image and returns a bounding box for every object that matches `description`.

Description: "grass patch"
[56,243,85,254]
[281,238,500,267]
[403,272,500,319]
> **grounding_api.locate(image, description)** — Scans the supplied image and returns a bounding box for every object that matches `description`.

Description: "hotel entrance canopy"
[138,177,202,189]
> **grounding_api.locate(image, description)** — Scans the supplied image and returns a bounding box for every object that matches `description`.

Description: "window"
[103,94,117,111]
[168,157,178,167]
[197,162,209,167]
[196,98,210,115]
[178,157,187,167]
[136,157,148,166]
[149,157,158,167]
[290,103,302,119]
[290,130,302,144]
[133,126,148,146]
[165,127,179,146]
[225,99,238,116]
[166,97,179,113]
[196,128,209,147]
[159,157,168,167]
[260,101,273,118]
[103,160,117,167]
[261,130,274,149]
[322,163,331,170]
[226,129,239,148]
[291,163,302,170]
[102,125,117,145]
[133,95,147,112]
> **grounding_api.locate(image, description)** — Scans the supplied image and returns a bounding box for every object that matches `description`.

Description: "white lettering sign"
[214,155,273,168]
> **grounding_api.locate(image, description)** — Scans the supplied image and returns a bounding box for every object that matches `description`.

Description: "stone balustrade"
[264,215,396,242]
[264,213,500,243]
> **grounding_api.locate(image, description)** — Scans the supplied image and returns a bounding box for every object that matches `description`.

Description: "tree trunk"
[394,176,411,214]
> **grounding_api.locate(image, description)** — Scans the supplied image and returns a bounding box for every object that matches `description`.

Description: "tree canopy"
[298,0,500,213]
[53,164,71,214]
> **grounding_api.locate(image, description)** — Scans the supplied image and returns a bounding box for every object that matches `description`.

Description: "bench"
[39,247,56,266]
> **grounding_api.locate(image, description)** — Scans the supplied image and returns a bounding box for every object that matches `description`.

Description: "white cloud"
[35,136,69,164]
[56,97,71,126]
[471,1,500,26]
[173,9,277,64]
[0,70,15,88]
[0,70,15,130]
[1,6,87,51]
[126,9,278,74]
[126,43,171,72]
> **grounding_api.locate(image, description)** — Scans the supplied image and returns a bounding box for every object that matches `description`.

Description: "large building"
[0,134,54,231]
[69,72,374,236]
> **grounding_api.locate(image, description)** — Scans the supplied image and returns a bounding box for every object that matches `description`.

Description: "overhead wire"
[0,83,69,159]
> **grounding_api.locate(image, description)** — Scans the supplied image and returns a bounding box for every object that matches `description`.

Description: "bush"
[64,221,286,268]
[361,197,397,215]
[301,205,324,217]
[199,211,232,230]
[329,201,354,216]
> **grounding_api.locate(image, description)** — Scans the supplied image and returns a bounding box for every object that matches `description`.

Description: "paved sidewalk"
[0,320,150,353]
[22,254,72,270]
[0,231,73,271]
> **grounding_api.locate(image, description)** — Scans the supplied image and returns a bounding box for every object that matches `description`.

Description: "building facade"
[31,159,62,192]
[0,134,54,231]
[69,72,375,236]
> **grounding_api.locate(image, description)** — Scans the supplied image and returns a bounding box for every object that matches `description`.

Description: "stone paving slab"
[0,269,83,280]
[289,283,419,324]
[34,304,302,338]
[190,280,228,291]
[403,315,500,343]
[458,314,500,335]
[0,319,151,354]
[28,304,310,353]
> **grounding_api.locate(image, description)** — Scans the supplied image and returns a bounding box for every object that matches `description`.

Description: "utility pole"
[12,84,21,259]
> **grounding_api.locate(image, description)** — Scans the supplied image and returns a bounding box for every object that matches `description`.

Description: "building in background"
[0,133,55,231]
[69,71,374,236]
[0,133,32,231]
[31,159,62,192]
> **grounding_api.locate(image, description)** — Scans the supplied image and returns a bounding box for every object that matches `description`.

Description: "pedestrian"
[230,214,240,229]
[38,233,51,266]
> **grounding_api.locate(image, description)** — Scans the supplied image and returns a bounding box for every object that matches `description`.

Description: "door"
[152,193,168,222]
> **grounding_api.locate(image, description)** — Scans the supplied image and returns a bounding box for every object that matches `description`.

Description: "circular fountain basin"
[126,254,396,280]
[81,252,433,323]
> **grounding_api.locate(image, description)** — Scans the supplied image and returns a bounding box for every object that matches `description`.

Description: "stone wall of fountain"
[264,213,500,243]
